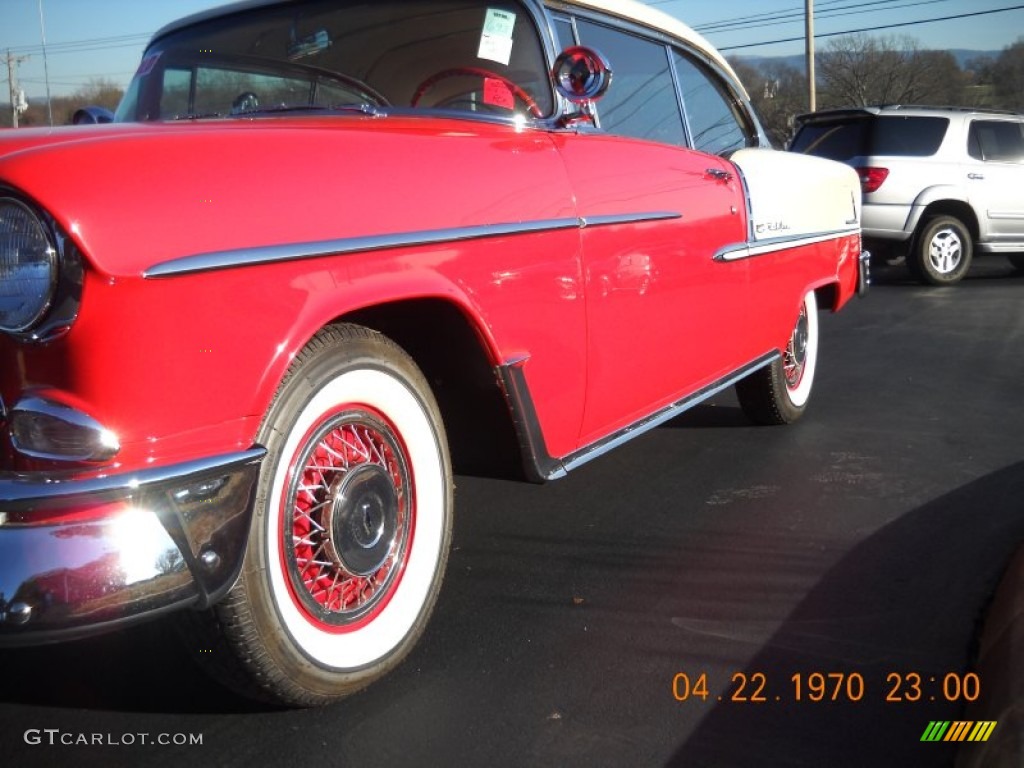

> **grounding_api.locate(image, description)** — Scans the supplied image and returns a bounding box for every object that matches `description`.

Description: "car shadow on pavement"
[0,616,267,714]
[664,460,1024,768]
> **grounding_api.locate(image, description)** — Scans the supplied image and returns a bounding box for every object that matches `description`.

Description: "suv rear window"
[792,115,948,160]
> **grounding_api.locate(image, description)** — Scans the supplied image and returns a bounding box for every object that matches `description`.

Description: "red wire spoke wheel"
[186,324,452,706]
[283,408,412,629]
[735,290,819,425]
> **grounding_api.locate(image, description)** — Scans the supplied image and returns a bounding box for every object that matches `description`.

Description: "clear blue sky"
[2,0,1022,99]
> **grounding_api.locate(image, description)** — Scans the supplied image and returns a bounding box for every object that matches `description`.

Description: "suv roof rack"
[871,104,1022,116]
[797,105,1022,123]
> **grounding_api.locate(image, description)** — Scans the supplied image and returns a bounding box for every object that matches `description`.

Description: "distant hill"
[732,49,1002,70]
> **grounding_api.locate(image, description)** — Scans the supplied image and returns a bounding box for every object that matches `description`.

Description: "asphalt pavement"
[2,259,1024,768]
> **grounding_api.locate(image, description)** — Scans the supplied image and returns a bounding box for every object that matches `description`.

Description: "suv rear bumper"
[0,448,264,645]
[862,202,914,242]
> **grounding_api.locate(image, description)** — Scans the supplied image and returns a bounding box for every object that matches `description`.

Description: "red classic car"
[0,0,867,705]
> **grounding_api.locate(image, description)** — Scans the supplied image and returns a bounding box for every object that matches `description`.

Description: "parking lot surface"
[2,261,1023,767]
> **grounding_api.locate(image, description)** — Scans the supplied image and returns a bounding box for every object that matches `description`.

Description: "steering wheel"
[325,72,391,107]
[411,67,542,118]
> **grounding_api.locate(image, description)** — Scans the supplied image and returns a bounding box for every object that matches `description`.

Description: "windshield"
[116,0,553,122]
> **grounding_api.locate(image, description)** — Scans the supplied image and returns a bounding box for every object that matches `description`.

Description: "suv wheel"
[912,215,973,285]
[1007,254,1024,274]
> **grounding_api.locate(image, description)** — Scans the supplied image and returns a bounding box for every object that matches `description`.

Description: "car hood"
[0,116,569,279]
[0,123,161,160]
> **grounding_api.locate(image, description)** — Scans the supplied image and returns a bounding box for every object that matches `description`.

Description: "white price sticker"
[478,8,516,66]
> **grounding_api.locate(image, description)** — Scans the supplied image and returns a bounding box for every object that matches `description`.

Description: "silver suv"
[791,106,1024,285]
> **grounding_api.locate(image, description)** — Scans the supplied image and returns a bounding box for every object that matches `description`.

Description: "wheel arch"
[814,281,839,312]
[911,198,979,244]
[343,299,526,481]
[249,289,527,483]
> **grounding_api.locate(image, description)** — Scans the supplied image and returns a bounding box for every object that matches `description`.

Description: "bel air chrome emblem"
[755,220,791,235]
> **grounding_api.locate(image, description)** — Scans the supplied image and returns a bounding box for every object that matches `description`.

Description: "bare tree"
[962,55,997,107]
[993,39,1024,110]
[730,57,808,147]
[818,34,964,108]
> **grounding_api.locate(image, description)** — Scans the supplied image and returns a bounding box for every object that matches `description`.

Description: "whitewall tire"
[188,324,452,706]
[736,290,819,425]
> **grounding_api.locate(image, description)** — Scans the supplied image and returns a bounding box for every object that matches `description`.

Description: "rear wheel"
[912,215,973,285]
[1007,254,1024,274]
[736,290,818,425]
[185,324,452,706]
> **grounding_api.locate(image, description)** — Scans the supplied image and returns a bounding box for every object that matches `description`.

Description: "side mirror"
[552,46,612,104]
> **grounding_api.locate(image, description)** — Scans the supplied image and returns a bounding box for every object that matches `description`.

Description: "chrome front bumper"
[0,448,264,645]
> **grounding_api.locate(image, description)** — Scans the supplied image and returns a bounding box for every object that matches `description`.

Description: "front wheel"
[736,290,819,425]
[186,324,452,706]
[911,215,973,285]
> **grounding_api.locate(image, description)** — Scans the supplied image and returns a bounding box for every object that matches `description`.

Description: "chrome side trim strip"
[714,228,860,263]
[556,352,778,477]
[145,219,579,278]
[145,212,683,278]
[581,211,682,228]
[498,351,778,483]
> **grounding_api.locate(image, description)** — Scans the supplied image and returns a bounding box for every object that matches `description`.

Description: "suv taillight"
[856,167,889,194]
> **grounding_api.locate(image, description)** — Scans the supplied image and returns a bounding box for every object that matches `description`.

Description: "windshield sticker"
[136,52,161,77]
[483,78,515,110]
[478,8,516,66]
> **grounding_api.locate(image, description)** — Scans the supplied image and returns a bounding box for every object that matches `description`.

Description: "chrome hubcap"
[323,464,398,577]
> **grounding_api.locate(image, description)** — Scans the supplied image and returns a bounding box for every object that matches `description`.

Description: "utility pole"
[805,0,816,112]
[38,0,53,126]
[5,50,30,128]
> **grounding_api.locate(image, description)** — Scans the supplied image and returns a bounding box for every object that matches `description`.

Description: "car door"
[551,18,751,447]
[966,118,1024,242]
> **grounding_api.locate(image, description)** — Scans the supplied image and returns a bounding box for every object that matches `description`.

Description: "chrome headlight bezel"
[0,190,83,343]
[0,196,59,334]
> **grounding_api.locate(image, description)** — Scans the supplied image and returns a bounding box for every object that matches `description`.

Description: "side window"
[194,67,311,117]
[161,68,192,119]
[672,51,752,155]
[874,116,948,156]
[575,20,685,146]
[968,120,1024,163]
[552,17,575,51]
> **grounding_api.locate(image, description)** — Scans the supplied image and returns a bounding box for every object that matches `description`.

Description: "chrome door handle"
[706,168,732,182]
[968,173,985,180]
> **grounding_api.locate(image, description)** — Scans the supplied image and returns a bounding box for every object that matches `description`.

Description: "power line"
[695,0,954,34]
[716,4,1024,51]
[6,33,150,57]
[689,0,928,30]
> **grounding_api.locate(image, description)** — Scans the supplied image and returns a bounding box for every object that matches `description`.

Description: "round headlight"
[0,198,58,333]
